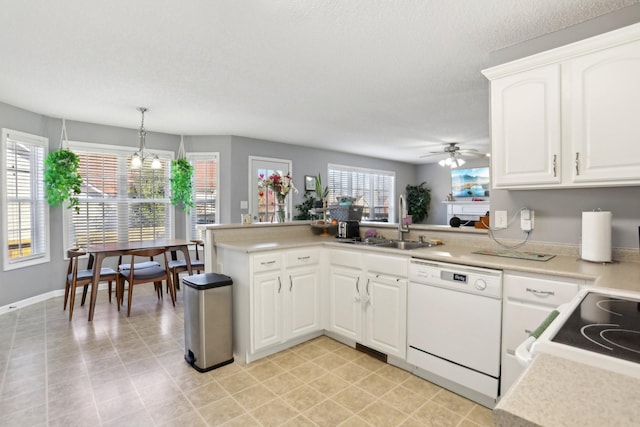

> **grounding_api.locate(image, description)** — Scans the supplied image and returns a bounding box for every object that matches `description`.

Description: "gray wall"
[418,158,491,225]
[228,135,418,224]
[0,102,418,307]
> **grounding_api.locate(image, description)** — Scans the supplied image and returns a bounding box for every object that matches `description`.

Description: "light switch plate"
[495,210,508,229]
[240,200,248,209]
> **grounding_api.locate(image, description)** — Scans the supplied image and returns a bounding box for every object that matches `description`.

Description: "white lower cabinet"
[501,272,585,394]
[251,248,321,353]
[363,272,407,359]
[328,250,408,359]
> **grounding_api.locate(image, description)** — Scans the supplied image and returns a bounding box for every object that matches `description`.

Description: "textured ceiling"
[0,0,637,163]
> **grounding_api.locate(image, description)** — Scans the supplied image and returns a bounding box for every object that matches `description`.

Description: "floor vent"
[355,343,387,363]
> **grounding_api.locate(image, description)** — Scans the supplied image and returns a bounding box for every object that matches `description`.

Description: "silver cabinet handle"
[261,260,276,266]
[297,256,310,261]
[552,154,557,177]
[526,287,555,297]
[575,152,580,176]
[366,278,370,296]
[289,275,293,292]
[277,276,282,293]
[355,277,360,295]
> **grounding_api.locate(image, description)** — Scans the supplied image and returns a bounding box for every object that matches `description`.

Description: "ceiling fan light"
[438,159,447,167]
[457,158,466,167]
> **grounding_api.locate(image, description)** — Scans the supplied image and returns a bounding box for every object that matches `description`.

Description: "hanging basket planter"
[44,148,82,214]
[170,157,194,213]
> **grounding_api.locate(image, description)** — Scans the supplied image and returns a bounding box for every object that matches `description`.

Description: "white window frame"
[62,140,174,251]
[1,128,50,271]
[327,163,396,222]
[248,156,294,223]
[186,152,220,241]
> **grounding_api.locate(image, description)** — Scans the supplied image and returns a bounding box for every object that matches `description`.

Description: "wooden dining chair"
[117,247,175,317]
[64,249,118,321]
[168,239,205,291]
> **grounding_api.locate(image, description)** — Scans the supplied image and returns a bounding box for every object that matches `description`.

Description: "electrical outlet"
[521,209,535,231]
[494,210,508,229]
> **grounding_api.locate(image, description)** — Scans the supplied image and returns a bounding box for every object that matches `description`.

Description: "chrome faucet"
[398,193,409,241]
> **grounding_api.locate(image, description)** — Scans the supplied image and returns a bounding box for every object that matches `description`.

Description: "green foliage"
[314,173,329,201]
[294,191,315,220]
[170,158,194,213]
[406,182,431,223]
[44,149,82,214]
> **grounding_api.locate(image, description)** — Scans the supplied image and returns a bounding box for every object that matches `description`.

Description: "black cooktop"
[552,292,640,365]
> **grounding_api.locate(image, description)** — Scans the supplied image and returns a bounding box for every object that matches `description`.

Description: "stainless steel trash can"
[183,273,233,372]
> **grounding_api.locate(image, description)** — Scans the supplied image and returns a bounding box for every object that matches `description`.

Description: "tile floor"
[0,284,496,427]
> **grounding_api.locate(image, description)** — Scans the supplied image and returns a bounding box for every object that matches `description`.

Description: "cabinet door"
[363,275,407,359]
[252,270,283,352]
[570,39,640,183]
[286,266,321,339]
[329,266,361,341]
[490,64,562,187]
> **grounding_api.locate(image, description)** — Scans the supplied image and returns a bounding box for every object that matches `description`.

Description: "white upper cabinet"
[569,39,640,183]
[483,23,640,189]
[489,64,562,187]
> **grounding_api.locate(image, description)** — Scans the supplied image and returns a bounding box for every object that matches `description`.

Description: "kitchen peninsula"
[201,222,640,422]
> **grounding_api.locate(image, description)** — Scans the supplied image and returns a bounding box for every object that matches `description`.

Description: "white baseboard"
[0,283,112,316]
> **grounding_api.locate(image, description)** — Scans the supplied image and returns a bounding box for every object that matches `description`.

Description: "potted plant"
[405,182,431,223]
[44,149,83,214]
[314,173,329,208]
[170,158,194,213]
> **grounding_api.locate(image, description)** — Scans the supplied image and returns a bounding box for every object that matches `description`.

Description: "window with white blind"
[327,164,395,222]
[186,152,219,241]
[63,141,173,249]
[1,129,50,271]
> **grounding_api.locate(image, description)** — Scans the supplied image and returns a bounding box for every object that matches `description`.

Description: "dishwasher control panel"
[409,259,503,299]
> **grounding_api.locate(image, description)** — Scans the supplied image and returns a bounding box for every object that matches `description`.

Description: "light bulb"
[438,159,446,167]
[131,153,142,168]
[457,158,466,167]
[151,155,161,169]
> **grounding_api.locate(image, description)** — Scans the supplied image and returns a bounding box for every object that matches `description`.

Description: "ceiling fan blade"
[419,152,449,158]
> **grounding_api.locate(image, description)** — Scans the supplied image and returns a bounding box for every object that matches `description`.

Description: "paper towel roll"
[581,211,612,262]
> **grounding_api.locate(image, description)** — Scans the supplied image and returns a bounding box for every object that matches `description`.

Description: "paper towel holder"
[579,209,613,264]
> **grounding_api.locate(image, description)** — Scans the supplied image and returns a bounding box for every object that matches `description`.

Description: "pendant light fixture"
[131,107,161,169]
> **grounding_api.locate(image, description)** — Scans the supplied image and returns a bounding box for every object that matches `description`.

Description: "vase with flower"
[258,172,297,223]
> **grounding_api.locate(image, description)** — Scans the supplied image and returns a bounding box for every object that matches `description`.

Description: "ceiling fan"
[420,142,483,168]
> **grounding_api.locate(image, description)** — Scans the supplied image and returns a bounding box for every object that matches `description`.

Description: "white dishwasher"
[407,259,503,407]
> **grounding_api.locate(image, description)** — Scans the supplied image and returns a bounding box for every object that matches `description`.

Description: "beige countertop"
[213,234,640,293]
[494,354,640,427]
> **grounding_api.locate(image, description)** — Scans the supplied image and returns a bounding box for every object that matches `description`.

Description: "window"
[249,156,293,222]
[328,164,395,222]
[1,129,50,270]
[186,152,219,240]
[63,141,173,249]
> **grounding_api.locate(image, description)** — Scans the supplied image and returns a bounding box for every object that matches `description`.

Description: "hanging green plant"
[44,149,82,214]
[170,157,194,213]
[405,182,431,223]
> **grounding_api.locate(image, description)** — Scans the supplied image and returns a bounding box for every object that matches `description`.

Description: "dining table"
[84,239,194,321]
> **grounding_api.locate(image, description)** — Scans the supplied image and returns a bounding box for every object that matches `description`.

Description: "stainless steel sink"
[375,240,435,250]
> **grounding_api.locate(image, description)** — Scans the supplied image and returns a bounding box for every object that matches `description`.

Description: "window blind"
[187,153,219,240]
[327,163,395,221]
[65,142,173,248]
[2,129,49,270]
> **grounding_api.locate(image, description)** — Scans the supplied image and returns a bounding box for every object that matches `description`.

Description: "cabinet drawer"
[366,254,408,277]
[502,300,553,351]
[285,248,320,268]
[329,249,363,269]
[253,252,282,273]
[504,273,579,307]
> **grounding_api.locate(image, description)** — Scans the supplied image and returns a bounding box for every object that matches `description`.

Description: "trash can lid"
[183,273,233,290]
